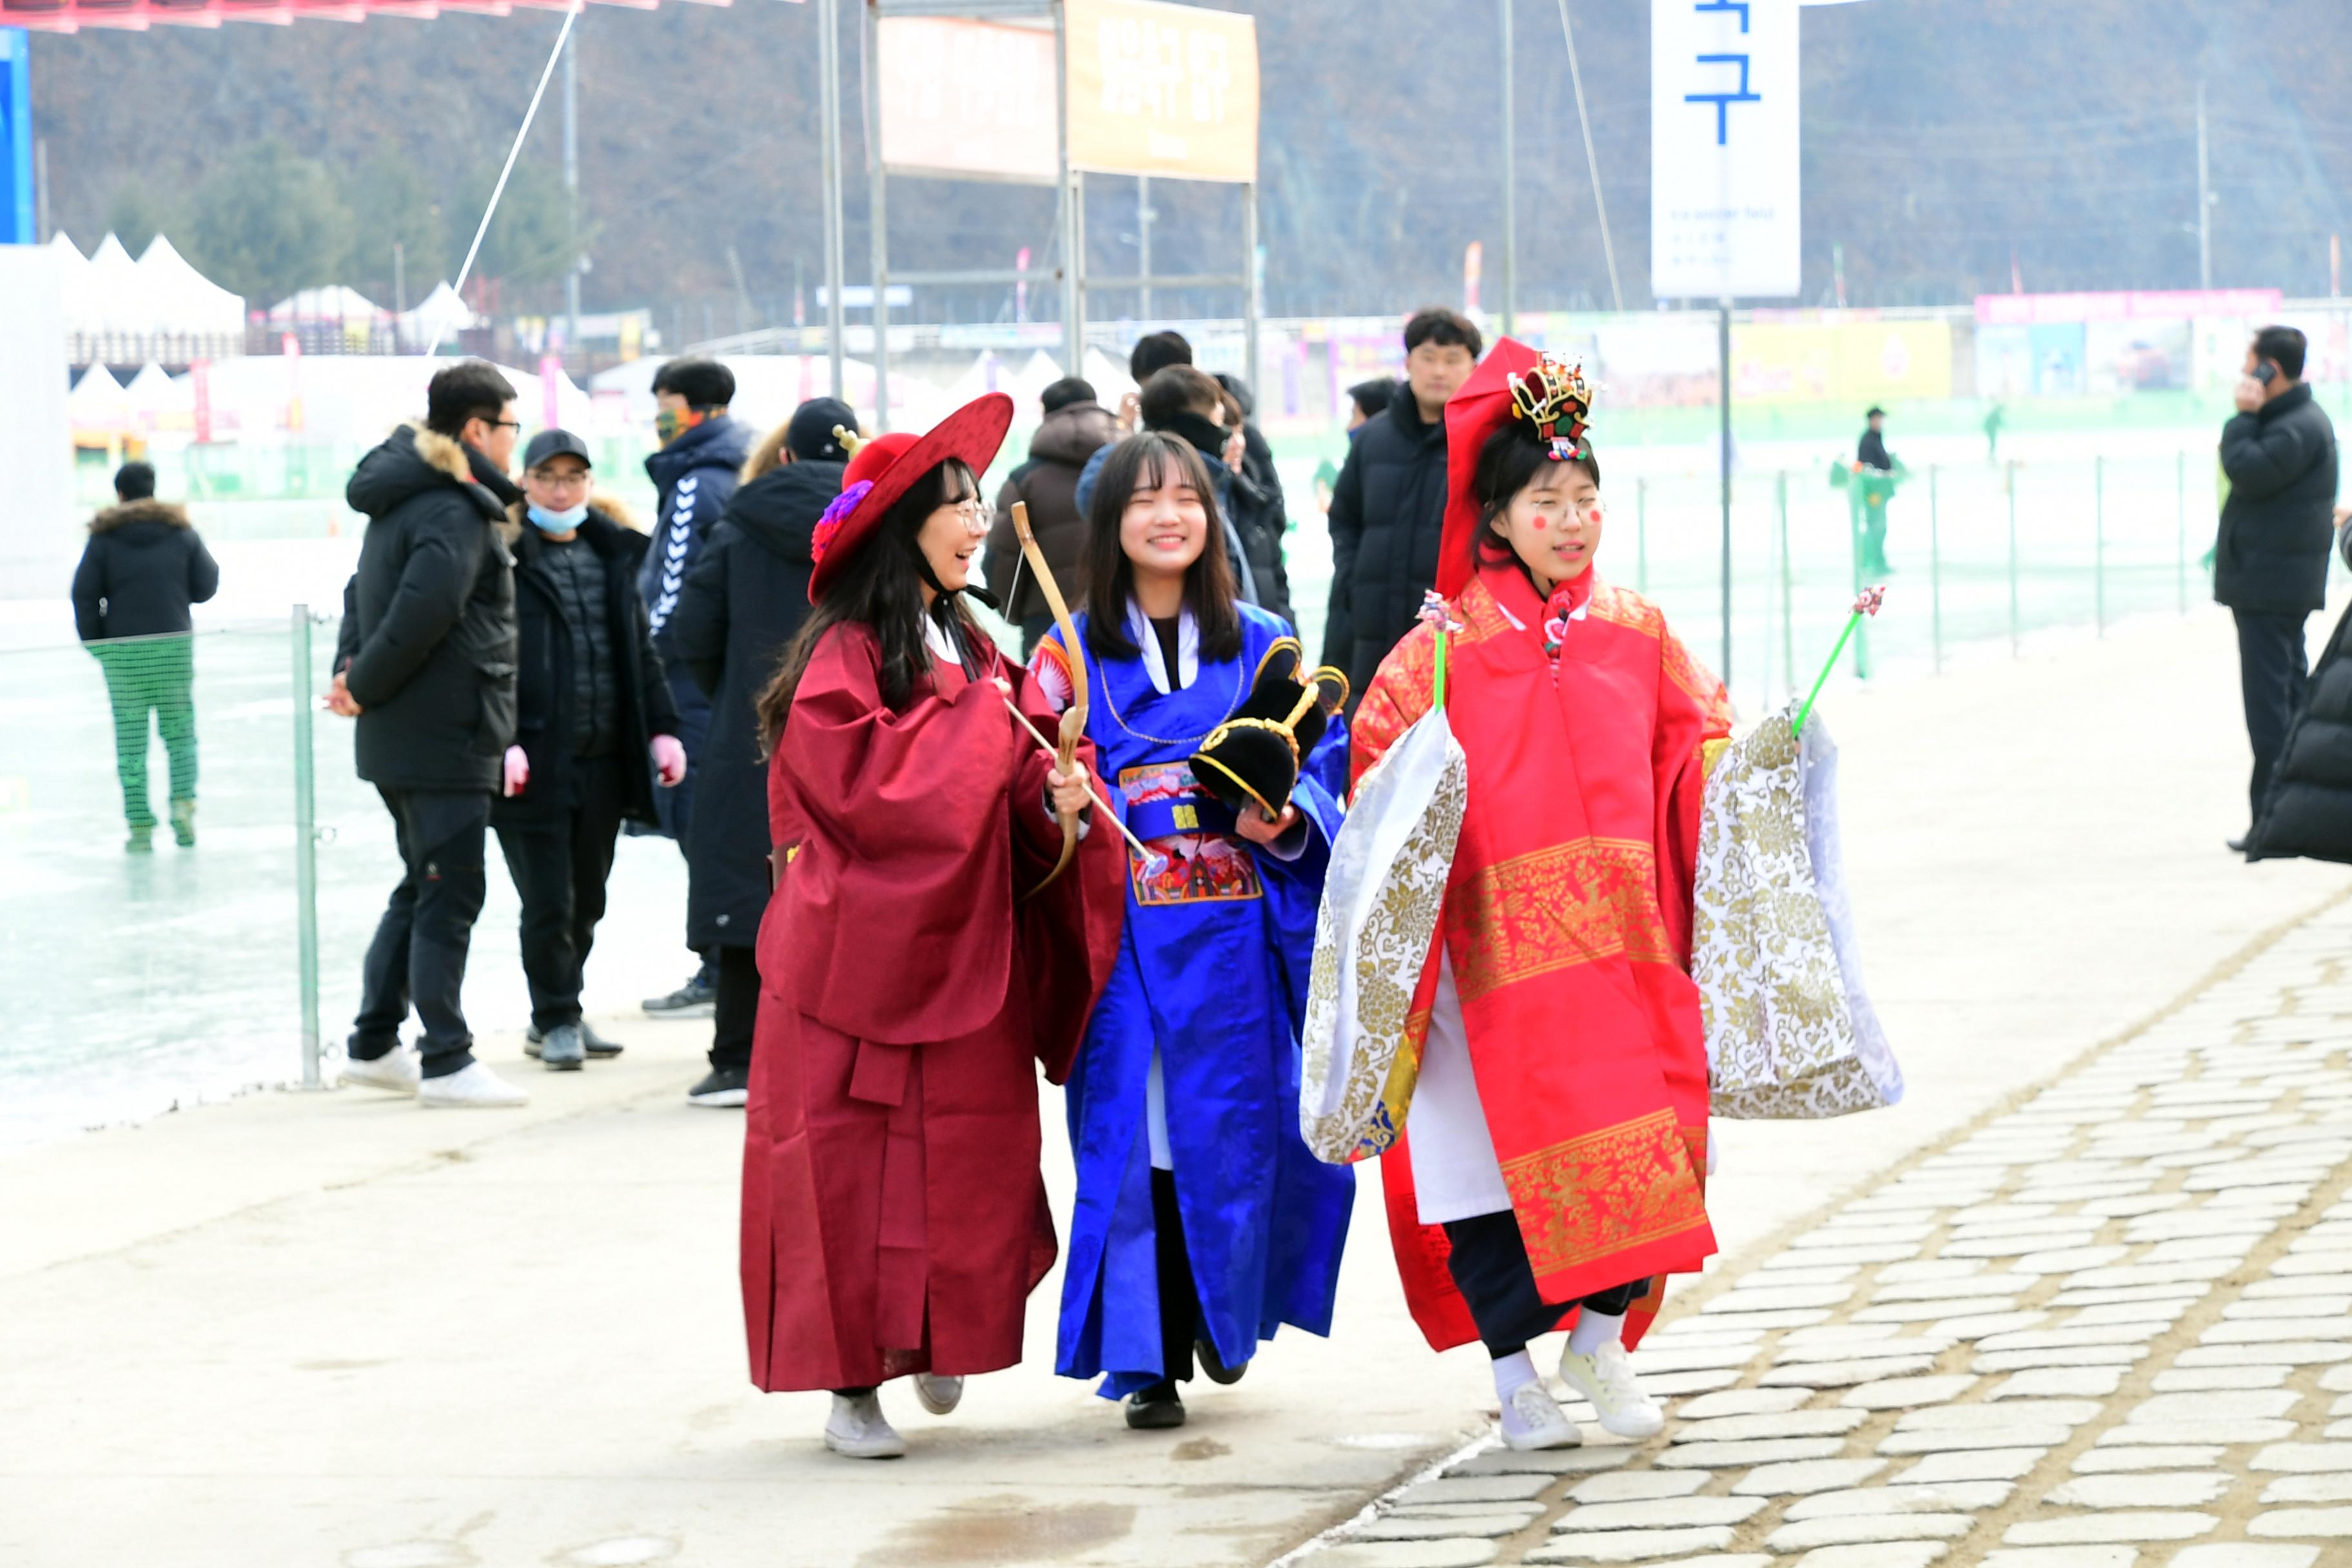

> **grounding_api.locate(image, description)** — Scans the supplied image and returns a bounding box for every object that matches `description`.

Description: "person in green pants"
[70,462,219,850]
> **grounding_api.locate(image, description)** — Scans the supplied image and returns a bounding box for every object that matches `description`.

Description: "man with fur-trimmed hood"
[71,460,219,851]
[327,358,533,1109]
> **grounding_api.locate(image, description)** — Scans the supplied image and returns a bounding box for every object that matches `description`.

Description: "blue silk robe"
[1045,603,1356,1396]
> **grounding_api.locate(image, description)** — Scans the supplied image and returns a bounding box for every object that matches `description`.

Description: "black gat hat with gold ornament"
[1188,638,1348,819]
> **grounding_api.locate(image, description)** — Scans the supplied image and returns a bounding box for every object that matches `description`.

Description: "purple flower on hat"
[811,480,874,564]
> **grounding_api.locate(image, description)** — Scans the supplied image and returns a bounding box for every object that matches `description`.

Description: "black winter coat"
[1322,389,1451,705]
[71,500,220,640]
[638,415,753,725]
[984,400,1117,623]
[660,457,842,950]
[2247,578,2352,863]
[2215,382,2340,616]
[493,506,681,833]
[336,424,522,793]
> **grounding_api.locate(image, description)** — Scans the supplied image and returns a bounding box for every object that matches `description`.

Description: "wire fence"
[0,448,2244,1153]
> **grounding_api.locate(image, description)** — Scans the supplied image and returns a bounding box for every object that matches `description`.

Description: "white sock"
[1569,1308,1623,1357]
[1491,1349,1540,1400]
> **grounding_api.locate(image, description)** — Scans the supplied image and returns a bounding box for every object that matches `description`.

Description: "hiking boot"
[169,798,196,847]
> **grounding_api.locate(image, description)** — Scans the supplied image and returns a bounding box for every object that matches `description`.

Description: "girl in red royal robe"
[739,394,1124,1459]
[1348,342,1732,1452]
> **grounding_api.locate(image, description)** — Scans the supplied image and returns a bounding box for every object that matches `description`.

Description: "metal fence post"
[2176,449,2188,615]
[1635,476,1649,594]
[292,604,322,1090]
[1850,471,1870,681]
[2093,454,2106,637]
[2007,460,2021,657]
[1929,464,1943,674]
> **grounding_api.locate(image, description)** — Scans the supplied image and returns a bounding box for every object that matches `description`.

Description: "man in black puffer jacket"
[2215,325,2342,845]
[328,360,531,1109]
[2246,518,2352,865]
[657,397,849,1107]
[1322,308,1482,707]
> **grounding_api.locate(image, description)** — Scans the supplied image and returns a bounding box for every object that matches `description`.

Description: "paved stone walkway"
[1292,896,2352,1568]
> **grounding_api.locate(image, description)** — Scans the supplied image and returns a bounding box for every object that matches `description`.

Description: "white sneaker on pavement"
[824,1391,906,1459]
[339,1047,420,1095]
[416,1061,529,1109]
[1558,1340,1664,1439]
[1500,1380,1582,1451]
[912,1373,964,1415]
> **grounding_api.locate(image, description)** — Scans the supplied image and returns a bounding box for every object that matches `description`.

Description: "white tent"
[122,362,195,433]
[66,365,132,432]
[135,236,246,335]
[587,354,952,443]
[268,286,386,323]
[182,355,591,446]
[398,281,479,346]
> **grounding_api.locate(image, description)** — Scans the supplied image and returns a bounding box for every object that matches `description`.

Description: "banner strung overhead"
[876,16,1060,184]
[1064,0,1259,184]
[1650,0,1801,299]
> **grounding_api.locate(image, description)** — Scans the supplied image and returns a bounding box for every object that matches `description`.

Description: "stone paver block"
[2202,1318,2352,1344]
[2227,1295,2352,1318]
[2069,1262,2235,1289]
[1766,1513,1975,1552]
[1672,1387,1812,1420]
[1671,1409,1865,1444]
[2001,1513,2217,1545]
[2253,1444,2352,1473]
[1627,1343,1758,1373]
[2097,1419,2298,1447]
[2071,1446,2224,1473]
[1398,1474,1553,1505]
[2248,1508,2352,1537]
[2262,1474,2352,1502]
[1991,1368,2128,1399]
[2150,1367,2292,1391]
[1878,1422,2075,1455]
[2126,1389,2301,1422]
[1761,1357,1939,1387]
[1303,1542,1500,1568]
[1898,1398,2101,1428]
[1845,1376,1981,1410]
[1701,1284,1856,1313]
[1778,1338,1953,1365]
[1359,1515,1537,1542]
[1551,1496,1765,1533]
[2046,1472,2231,1507]
[1522,1528,1736,1563]
[2177,1343,2352,1366]
[1901,1447,2045,1482]
[1975,1346,2147,1373]
[1446,1446,1631,1477]
[1979,1325,2174,1352]
[1977,1549,2139,1568]
[2018,1246,2136,1273]
[2168,1547,2320,1568]
[1677,1308,1835,1332]
[1795,1224,1936,1248]
[2249,1275,2352,1298]
[2053,1284,2211,1309]
[1655,1437,1848,1469]
[1932,1311,2052,1340]
[1791,1547,1951,1568]
[1859,1299,2020,1323]
[1944,1233,2101,1259]
[2325,1364,2352,1392]
[1567,1470,1706,1504]
[2070,1302,2194,1328]
[1731,1458,1889,1496]
[1640,1369,1742,1396]
[1783,1481,2014,1519]
[1879,1260,1996,1286]
[1769,1244,1931,1268]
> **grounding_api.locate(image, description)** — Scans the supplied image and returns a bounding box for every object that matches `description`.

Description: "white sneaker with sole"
[340,1047,420,1095]
[824,1391,906,1458]
[912,1373,964,1415]
[416,1061,529,1109]
[1500,1380,1582,1451]
[1558,1340,1664,1439]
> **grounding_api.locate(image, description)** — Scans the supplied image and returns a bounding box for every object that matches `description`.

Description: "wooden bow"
[1012,500,1088,899]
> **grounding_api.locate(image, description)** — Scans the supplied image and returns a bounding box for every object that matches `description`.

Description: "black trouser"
[495,754,627,1034]
[1442,1210,1649,1359]
[2235,607,2311,819]
[710,943,760,1074]
[1150,1168,1202,1386]
[351,787,493,1078]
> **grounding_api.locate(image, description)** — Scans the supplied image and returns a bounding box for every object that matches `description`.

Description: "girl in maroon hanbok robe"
[738,394,1124,1458]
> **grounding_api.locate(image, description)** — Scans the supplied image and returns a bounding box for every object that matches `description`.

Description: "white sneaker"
[824,1391,906,1459]
[416,1061,529,1109]
[1500,1380,1582,1451]
[1558,1340,1665,1439]
[912,1373,964,1415]
[339,1046,420,1095]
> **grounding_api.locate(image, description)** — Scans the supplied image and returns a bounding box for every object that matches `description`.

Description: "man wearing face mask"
[497,429,687,1070]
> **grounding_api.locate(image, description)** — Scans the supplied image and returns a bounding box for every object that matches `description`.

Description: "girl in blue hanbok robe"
[1032,431,1355,1430]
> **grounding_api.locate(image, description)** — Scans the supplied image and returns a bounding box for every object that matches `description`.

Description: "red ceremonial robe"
[740,619,1125,1393]
[1349,564,1732,1354]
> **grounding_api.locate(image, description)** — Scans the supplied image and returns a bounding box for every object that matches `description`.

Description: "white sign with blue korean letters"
[1651,0,1801,299]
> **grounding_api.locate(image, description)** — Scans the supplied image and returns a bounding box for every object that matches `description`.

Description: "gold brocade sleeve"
[1347,622,1440,796]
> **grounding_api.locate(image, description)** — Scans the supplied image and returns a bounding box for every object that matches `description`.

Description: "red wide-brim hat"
[807,391,1016,603]
[1436,337,1546,600]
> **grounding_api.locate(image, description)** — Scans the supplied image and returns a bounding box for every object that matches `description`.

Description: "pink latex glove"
[502,744,529,798]
[651,734,687,787]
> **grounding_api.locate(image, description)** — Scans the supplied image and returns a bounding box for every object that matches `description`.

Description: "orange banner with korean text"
[1064,0,1259,184]
[876,15,1061,184]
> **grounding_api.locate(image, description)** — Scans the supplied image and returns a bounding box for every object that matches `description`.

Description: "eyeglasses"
[491,419,522,433]
[950,500,990,529]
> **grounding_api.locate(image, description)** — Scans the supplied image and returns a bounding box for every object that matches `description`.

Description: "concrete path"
[2,604,2346,1568]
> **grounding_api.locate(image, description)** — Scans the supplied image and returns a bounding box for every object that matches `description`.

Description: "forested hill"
[30,0,2352,321]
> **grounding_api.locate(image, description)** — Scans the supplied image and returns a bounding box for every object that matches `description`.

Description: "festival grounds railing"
[0,450,2242,1153]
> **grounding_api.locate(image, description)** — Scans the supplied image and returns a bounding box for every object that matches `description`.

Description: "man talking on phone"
[2217,325,2340,851]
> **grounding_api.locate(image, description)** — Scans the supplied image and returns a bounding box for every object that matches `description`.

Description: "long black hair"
[757,458,981,749]
[1464,421,1603,581]
[1081,432,1244,666]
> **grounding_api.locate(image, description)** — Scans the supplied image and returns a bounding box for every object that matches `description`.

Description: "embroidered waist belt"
[1126,794,1239,841]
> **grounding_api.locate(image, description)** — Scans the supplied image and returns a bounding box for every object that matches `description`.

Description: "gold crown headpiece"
[1507,356,1594,461]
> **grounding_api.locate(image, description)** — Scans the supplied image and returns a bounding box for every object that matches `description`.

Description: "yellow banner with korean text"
[1064,0,1259,184]
[1730,318,1953,407]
